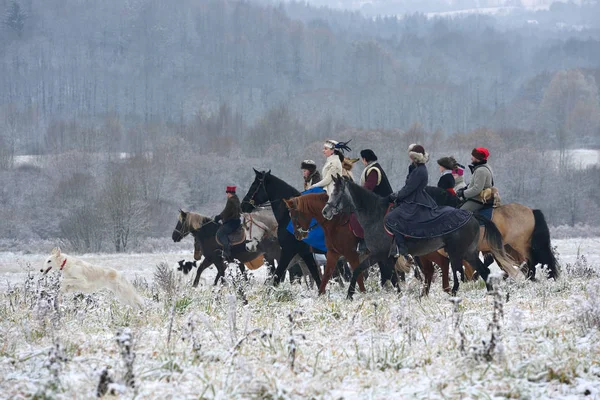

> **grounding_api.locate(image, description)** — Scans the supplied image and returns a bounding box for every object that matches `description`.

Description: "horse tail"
[475,214,524,280]
[531,209,559,279]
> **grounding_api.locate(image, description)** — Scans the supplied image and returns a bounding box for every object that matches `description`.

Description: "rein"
[174,217,217,237]
[60,258,67,270]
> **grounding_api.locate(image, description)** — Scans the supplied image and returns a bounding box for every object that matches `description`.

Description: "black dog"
[177,259,197,275]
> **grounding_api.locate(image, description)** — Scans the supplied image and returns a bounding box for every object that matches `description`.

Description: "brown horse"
[284,193,371,295]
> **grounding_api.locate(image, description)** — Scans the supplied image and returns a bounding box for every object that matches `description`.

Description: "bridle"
[243,175,267,208]
[289,203,319,237]
[325,187,355,216]
[243,213,276,239]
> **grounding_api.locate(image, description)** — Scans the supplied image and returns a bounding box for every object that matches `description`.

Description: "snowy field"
[1,238,600,399]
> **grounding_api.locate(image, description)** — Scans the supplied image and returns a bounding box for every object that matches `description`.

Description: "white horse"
[244,208,277,252]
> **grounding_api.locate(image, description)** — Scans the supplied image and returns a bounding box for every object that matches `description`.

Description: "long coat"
[385,163,471,238]
[310,154,343,196]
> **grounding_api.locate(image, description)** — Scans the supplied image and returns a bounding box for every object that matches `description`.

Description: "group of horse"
[172,169,559,299]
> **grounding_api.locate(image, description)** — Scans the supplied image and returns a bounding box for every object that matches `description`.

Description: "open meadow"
[0,238,599,399]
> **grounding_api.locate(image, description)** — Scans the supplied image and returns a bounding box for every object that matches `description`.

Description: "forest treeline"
[0,0,599,251]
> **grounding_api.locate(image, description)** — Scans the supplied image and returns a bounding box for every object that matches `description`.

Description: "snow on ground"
[1,238,600,399]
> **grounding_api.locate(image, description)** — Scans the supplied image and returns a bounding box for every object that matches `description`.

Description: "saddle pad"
[216,226,246,246]
[244,254,264,270]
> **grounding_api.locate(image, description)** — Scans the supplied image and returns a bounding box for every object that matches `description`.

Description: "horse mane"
[185,212,211,230]
[295,193,328,215]
[265,173,301,198]
[346,179,387,209]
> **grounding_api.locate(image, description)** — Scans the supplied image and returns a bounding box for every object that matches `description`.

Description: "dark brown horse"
[284,193,371,294]
[172,210,264,287]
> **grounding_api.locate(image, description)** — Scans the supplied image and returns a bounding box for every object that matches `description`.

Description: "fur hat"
[342,157,360,171]
[408,144,429,164]
[226,186,236,194]
[360,149,377,162]
[437,156,457,170]
[472,147,490,161]
[301,160,317,172]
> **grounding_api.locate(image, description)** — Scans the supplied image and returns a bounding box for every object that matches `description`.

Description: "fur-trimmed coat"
[303,170,322,191]
[385,163,471,238]
[360,162,393,197]
[310,154,343,196]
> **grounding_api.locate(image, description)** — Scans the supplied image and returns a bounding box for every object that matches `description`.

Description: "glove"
[456,188,465,199]
[213,215,221,223]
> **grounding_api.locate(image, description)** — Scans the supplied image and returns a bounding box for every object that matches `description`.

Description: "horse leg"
[448,252,464,296]
[346,253,366,293]
[416,256,433,296]
[319,251,340,295]
[299,251,322,288]
[237,262,248,281]
[213,257,227,286]
[347,259,371,300]
[274,249,294,285]
[193,256,213,287]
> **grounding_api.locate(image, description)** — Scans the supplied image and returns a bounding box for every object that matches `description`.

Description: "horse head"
[323,175,354,220]
[172,209,189,242]
[241,169,271,213]
[284,197,312,241]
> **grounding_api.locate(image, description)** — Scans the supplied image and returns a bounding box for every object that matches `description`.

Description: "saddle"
[215,226,246,247]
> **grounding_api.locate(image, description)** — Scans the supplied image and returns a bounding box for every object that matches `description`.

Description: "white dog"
[42,247,144,308]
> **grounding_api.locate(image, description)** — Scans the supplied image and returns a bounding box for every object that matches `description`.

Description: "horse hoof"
[346,295,354,301]
[451,290,457,296]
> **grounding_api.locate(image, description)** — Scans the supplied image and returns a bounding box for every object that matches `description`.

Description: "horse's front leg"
[449,254,463,296]
[416,256,434,296]
[346,253,366,293]
[193,257,213,287]
[319,251,340,295]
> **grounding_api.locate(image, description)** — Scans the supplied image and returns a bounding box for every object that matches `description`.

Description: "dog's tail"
[110,273,144,308]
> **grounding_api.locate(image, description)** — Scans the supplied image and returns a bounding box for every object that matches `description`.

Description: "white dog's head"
[41,247,65,275]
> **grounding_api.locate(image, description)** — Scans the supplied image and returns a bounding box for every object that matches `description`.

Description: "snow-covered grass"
[1,238,599,399]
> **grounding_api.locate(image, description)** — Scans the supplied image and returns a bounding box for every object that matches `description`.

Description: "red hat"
[226,186,236,194]
[472,147,490,161]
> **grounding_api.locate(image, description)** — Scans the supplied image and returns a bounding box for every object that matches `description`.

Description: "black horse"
[323,176,522,298]
[172,210,263,287]
[241,169,324,286]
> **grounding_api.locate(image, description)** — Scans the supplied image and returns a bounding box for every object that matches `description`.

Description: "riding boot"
[392,235,412,274]
[356,238,368,255]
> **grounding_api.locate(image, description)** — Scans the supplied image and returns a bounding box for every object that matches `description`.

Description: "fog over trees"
[0,0,599,252]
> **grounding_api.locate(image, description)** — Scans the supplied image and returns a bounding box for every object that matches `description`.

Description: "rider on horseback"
[309,139,352,195]
[457,147,494,212]
[437,156,458,196]
[214,186,242,261]
[385,144,471,271]
[353,149,394,254]
[301,160,321,191]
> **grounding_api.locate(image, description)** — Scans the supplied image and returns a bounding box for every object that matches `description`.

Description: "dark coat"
[219,194,241,223]
[385,164,471,238]
[437,173,455,191]
[361,162,393,197]
[303,171,322,191]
